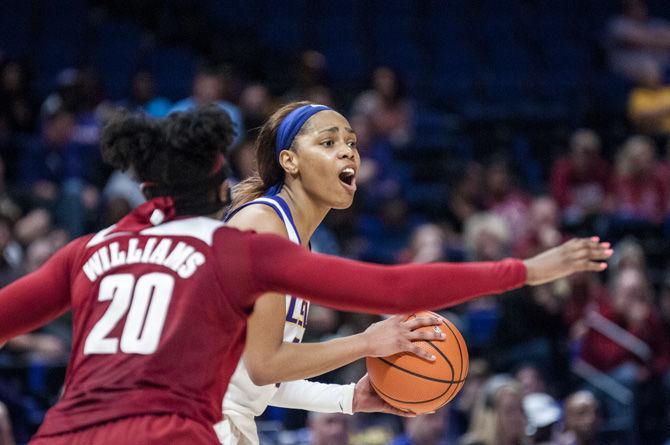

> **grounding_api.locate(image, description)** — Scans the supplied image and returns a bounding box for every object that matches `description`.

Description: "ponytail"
[229,100,312,210]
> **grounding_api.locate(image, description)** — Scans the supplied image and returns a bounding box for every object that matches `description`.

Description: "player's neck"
[277,185,329,247]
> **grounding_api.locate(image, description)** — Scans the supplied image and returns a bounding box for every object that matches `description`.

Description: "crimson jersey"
[0,198,526,439]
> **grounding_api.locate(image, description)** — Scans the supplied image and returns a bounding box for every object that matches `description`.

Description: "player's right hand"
[361,315,445,362]
[523,237,613,286]
[352,374,417,416]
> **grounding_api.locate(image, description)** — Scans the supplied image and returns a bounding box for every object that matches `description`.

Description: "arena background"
[1,0,670,444]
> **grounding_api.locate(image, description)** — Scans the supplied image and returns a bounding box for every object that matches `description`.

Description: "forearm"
[269,380,356,414]
[251,235,526,314]
[290,259,526,313]
[0,272,70,343]
[250,334,368,384]
[0,242,76,344]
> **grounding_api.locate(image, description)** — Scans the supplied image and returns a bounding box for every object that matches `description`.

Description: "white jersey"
[217,196,310,443]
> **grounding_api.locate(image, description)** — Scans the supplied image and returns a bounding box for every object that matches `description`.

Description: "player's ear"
[278,149,299,175]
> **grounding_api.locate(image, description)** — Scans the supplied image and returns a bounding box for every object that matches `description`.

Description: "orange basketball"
[366,311,469,414]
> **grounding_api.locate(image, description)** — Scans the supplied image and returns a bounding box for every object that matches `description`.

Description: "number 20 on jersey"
[84,272,174,355]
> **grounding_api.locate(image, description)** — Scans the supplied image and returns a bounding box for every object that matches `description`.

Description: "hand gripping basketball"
[360,314,446,362]
[366,311,469,414]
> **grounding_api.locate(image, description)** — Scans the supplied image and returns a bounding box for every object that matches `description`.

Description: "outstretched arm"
[245,234,610,314]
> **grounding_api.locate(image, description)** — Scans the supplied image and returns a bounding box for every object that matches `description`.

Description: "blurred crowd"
[4,0,670,444]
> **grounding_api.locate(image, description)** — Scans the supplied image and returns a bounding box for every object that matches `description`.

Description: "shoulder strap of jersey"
[224,196,301,244]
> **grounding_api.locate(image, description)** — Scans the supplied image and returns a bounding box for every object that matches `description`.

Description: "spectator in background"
[352,66,413,146]
[397,223,451,264]
[42,68,113,237]
[13,208,51,249]
[2,330,68,364]
[170,65,243,146]
[0,215,21,287]
[229,138,257,183]
[558,391,601,445]
[564,273,608,343]
[0,157,21,222]
[610,135,667,227]
[19,107,74,208]
[102,169,145,210]
[118,69,171,117]
[463,212,511,262]
[0,402,15,445]
[515,365,548,398]
[455,359,492,436]
[448,162,485,233]
[628,60,670,135]
[303,85,335,108]
[307,412,351,445]
[514,197,562,258]
[58,68,109,165]
[39,69,109,235]
[581,269,668,377]
[550,129,610,230]
[580,268,669,432]
[350,114,407,209]
[283,50,329,104]
[390,407,453,445]
[238,83,275,130]
[657,275,670,432]
[0,59,36,134]
[357,195,420,264]
[460,376,527,445]
[46,68,108,148]
[522,392,562,445]
[607,0,670,84]
[484,160,530,248]
[608,238,647,276]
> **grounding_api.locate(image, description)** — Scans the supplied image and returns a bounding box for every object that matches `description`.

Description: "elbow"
[246,368,275,387]
[245,359,277,387]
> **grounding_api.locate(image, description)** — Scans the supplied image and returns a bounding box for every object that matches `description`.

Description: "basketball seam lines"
[376,357,465,384]
[370,313,468,410]
[436,319,465,409]
[369,378,454,405]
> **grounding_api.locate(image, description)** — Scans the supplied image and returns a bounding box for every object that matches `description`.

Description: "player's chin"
[331,194,356,209]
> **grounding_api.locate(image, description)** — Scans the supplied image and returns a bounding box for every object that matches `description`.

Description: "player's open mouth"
[338,167,357,192]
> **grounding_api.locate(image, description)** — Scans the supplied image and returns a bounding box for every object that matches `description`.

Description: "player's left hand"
[352,374,418,417]
[523,237,613,286]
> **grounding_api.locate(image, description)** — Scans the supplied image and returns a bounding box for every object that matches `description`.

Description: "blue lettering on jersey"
[286,296,310,327]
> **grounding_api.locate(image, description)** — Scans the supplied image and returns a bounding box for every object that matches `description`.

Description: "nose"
[338,141,355,160]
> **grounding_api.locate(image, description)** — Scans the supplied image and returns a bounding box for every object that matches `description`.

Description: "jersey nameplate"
[82,238,205,282]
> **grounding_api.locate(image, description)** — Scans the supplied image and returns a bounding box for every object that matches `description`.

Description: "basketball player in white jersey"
[216,102,446,443]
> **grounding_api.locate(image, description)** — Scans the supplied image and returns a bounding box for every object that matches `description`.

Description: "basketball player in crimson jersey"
[0,107,612,445]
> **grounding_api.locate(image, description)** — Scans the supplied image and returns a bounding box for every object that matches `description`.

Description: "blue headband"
[275,104,331,161]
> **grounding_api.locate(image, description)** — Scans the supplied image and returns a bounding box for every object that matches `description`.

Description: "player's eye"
[347,140,357,149]
[321,140,334,147]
